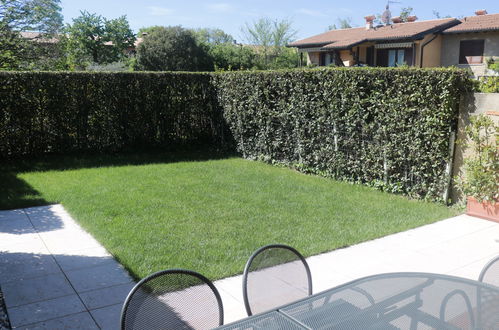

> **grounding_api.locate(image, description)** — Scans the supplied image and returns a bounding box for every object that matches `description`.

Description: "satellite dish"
[382,4,392,25]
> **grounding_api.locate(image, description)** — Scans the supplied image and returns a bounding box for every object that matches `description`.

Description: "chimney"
[407,15,418,22]
[392,16,402,24]
[365,15,376,30]
[475,9,488,16]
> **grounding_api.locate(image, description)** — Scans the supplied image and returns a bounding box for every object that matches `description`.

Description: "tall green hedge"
[0,68,470,200]
[0,72,226,157]
[214,68,471,200]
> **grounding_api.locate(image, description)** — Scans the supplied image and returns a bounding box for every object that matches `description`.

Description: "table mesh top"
[217,273,499,330]
[216,311,303,330]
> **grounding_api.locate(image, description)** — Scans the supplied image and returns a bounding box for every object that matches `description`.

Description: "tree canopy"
[0,0,63,33]
[328,18,354,30]
[399,7,414,22]
[192,28,234,45]
[63,11,135,69]
[241,17,298,69]
[136,26,212,71]
[0,0,63,70]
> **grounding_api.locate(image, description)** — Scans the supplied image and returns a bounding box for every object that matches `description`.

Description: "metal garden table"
[215,272,499,330]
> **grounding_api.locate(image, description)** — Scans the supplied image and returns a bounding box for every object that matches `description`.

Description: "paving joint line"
[22,208,102,330]
[13,310,96,329]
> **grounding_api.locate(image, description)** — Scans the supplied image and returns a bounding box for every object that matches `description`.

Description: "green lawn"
[1,152,457,280]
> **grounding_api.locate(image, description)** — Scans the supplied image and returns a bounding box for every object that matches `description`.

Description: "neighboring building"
[19,32,59,45]
[289,10,499,75]
[441,12,499,76]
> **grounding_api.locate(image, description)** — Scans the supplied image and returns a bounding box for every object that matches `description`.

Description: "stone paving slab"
[0,205,134,329]
[214,214,499,324]
[2,205,499,328]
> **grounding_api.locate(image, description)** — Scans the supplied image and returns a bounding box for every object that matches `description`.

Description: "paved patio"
[1,205,499,328]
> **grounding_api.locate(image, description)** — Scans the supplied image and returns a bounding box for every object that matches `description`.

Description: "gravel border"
[0,287,11,330]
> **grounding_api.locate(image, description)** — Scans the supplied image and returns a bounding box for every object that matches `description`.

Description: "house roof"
[290,18,459,49]
[19,31,59,44]
[442,13,499,34]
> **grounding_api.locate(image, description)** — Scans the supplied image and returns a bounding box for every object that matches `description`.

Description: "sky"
[60,0,499,41]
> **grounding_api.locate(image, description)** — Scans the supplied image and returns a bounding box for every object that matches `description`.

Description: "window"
[388,49,406,67]
[459,40,484,64]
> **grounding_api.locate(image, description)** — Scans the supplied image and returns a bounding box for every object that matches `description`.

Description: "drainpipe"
[419,34,438,68]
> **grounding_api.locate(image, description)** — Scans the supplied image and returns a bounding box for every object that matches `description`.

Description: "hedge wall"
[214,68,471,200]
[0,68,470,200]
[0,72,226,157]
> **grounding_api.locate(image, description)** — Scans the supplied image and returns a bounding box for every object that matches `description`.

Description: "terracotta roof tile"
[443,13,499,33]
[290,18,458,49]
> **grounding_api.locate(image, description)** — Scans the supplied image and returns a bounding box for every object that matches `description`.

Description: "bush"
[477,76,499,93]
[0,71,227,158]
[456,115,498,202]
[214,67,471,200]
[136,26,213,71]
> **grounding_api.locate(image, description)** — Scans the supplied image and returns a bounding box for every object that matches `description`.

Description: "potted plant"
[457,115,498,221]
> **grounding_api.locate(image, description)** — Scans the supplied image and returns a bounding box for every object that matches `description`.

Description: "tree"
[241,17,297,69]
[328,18,354,30]
[192,28,234,45]
[209,43,256,70]
[136,26,212,71]
[399,7,414,22]
[63,11,135,69]
[0,0,63,69]
[433,10,452,19]
[0,0,63,33]
[137,25,161,37]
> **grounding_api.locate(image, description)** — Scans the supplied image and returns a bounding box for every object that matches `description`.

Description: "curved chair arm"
[349,286,376,305]
[121,268,224,330]
[242,244,313,316]
[478,255,499,283]
[439,289,475,329]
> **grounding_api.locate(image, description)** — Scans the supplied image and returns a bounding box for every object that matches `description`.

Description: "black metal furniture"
[242,244,312,316]
[120,269,223,330]
[478,256,499,328]
[218,272,499,330]
[479,255,499,286]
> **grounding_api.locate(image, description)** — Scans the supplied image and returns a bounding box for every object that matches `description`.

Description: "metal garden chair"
[479,255,499,287]
[121,269,223,330]
[477,256,499,329]
[242,244,312,316]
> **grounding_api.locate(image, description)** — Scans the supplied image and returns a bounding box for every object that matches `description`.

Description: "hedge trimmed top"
[0,68,471,200]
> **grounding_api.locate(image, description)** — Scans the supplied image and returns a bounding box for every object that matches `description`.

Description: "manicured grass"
[1,152,457,280]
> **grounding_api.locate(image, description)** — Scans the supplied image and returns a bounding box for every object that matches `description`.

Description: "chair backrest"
[121,269,223,330]
[242,244,312,316]
[479,255,499,287]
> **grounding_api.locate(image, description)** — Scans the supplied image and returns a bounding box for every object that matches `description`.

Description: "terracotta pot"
[466,197,499,222]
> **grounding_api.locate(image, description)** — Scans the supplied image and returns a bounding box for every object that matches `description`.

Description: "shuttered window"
[459,40,484,64]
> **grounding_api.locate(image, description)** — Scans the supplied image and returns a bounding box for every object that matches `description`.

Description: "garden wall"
[0,69,471,201]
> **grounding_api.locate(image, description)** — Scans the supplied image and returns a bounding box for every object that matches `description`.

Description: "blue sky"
[60,1,499,41]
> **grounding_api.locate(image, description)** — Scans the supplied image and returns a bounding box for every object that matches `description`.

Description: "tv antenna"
[382,1,401,25]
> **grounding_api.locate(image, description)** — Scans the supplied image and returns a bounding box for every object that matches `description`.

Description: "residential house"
[289,10,499,76]
[441,11,499,76]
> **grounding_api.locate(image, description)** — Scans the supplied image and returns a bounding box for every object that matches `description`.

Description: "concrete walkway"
[1,205,499,328]
[0,205,134,329]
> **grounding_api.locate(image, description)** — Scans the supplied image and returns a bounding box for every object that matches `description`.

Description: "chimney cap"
[407,15,418,22]
[364,15,376,22]
[392,16,402,23]
[475,9,488,15]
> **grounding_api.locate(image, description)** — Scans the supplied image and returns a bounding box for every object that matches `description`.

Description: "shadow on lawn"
[0,148,236,211]
[0,171,48,211]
